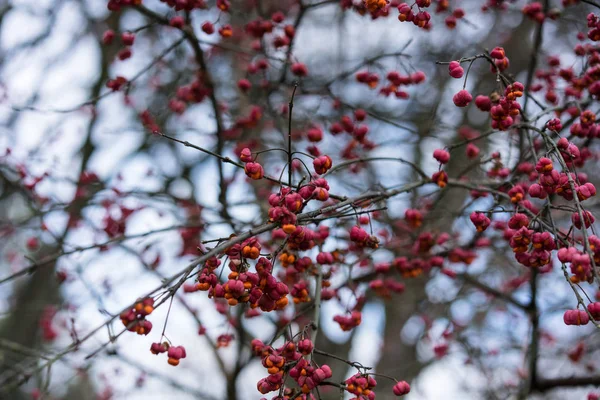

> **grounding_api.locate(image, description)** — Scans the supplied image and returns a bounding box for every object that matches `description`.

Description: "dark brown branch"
[459,274,529,311]
[534,376,600,392]
[581,0,600,9]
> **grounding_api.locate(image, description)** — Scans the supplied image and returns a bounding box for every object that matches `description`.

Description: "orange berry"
[282,224,296,234]
[275,297,289,309]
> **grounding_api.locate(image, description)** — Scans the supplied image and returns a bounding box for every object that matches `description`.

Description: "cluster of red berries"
[334,310,363,331]
[522,2,546,23]
[289,358,332,394]
[404,208,423,228]
[528,157,596,203]
[106,0,141,12]
[146,0,229,12]
[150,342,187,366]
[245,12,297,52]
[120,298,154,335]
[313,155,333,175]
[570,111,599,138]
[290,279,311,304]
[489,47,510,72]
[442,7,465,29]
[102,30,135,61]
[449,49,508,79]
[525,24,600,106]
[343,1,466,29]
[445,48,520,123]
[345,373,378,399]
[267,188,302,229]
[395,0,466,30]
[355,70,426,99]
[325,109,379,161]
[106,76,127,91]
[159,0,206,11]
[484,213,554,270]
[240,148,265,180]
[430,148,451,188]
[278,252,334,303]
[448,61,464,79]
[196,254,290,312]
[397,2,431,29]
[365,0,388,12]
[344,372,410,397]
[368,278,405,299]
[199,21,233,38]
[252,338,332,395]
[430,169,447,188]
[350,226,380,249]
[470,212,491,233]
[588,13,600,42]
[563,309,590,326]
[393,256,425,278]
[298,178,330,202]
[103,206,136,239]
[266,184,332,241]
[382,70,426,98]
[558,247,593,284]
[477,82,523,129]
[168,74,213,115]
[564,302,600,327]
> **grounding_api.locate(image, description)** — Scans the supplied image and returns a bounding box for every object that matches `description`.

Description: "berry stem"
[288,83,299,187]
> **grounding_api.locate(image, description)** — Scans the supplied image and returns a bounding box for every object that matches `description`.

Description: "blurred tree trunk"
[0,256,60,399]
[0,6,121,398]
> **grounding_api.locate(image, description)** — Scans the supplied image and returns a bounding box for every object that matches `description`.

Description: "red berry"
[121,32,135,46]
[291,62,308,77]
[453,90,473,107]
[202,22,215,34]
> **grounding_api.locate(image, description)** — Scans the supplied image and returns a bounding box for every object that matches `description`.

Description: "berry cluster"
[345,373,378,400]
[150,342,187,366]
[197,256,290,312]
[355,69,426,99]
[252,338,332,396]
[120,298,154,335]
